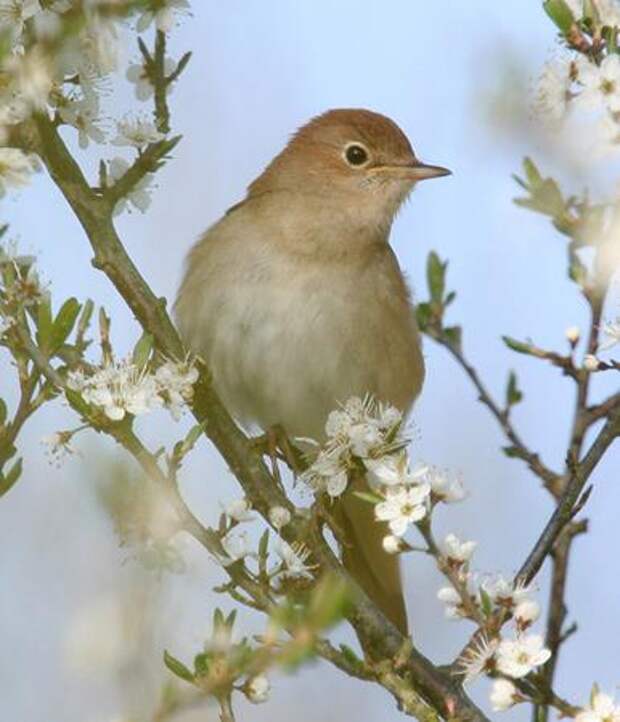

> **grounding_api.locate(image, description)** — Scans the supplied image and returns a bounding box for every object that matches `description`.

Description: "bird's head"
[248,108,450,234]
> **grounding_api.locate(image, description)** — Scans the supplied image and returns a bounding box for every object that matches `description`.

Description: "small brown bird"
[175,109,450,633]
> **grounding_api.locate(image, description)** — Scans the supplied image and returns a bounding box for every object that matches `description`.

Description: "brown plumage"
[175,108,450,633]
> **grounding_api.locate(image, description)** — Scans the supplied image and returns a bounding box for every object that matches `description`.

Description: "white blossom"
[80,16,120,76]
[365,454,428,488]
[495,634,551,679]
[437,586,467,620]
[4,46,54,110]
[534,55,575,125]
[245,674,270,704]
[514,599,541,629]
[375,484,430,536]
[427,467,466,503]
[220,530,254,564]
[599,318,620,351]
[274,540,314,580]
[443,533,477,564]
[59,96,105,149]
[456,634,498,684]
[268,506,291,530]
[575,691,620,722]
[126,56,176,101]
[577,54,620,113]
[7,262,47,306]
[490,679,519,712]
[482,576,531,609]
[67,360,163,421]
[0,148,38,196]
[41,430,77,466]
[137,0,190,33]
[154,359,198,418]
[223,498,254,523]
[299,448,349,498]
[112,117,165,149]
[107,157,155,215]
[0,0,41,42]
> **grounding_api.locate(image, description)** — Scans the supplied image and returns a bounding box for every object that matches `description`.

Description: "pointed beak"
[404,161,452,181]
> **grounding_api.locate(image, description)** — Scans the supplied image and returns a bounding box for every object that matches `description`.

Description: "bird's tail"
[337,475,408,635]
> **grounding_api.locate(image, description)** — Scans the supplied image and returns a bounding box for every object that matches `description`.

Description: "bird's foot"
[250,424,305,484]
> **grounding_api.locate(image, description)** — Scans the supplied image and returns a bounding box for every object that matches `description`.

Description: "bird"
[175,108,450,634]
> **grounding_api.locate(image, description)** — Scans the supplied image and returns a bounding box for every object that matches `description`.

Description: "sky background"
[1,2,619,721]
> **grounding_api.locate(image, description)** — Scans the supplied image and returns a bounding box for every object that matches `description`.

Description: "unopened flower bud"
[583,354,600,371]
[245,674,270,703]
[565,326,580,344]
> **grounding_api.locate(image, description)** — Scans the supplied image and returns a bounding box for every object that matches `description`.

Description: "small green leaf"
[352,490,383,505]
[163,650,195,683]
[76,299,94,343]
[502,335,533,355]
[443,325,462,351]
[427,251,446,303]
[51,298,81,353]
[543,0,576,33]
[0,457,22,497]
[502,445,520,459]
[523,157,542,187]
[36,296,53,350]
[258,529,270,559]
[505,370,523,408]
[193,651,210,677]
[132,332,153,369]
[0,398,7,426]
[479,586,494,617]
[307,574,350,630]
[416,302,432,331]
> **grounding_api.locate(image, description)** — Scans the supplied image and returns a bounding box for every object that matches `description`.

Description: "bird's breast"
[176,230,424,440]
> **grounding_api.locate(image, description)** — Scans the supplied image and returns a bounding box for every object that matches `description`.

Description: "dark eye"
[344,143,369,166]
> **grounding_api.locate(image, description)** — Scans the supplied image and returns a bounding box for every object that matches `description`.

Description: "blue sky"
[1,2,619,721]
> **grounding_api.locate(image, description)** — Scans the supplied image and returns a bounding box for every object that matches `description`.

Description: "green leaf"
[0,457,22,497]
[0,398,7,426]
[502,335,533,355]
[36,296,53,351]
[132,332,153,369]
[307,574,350,630]
[479,586,494,617]
[51,298,81,353]
[502,445,520,459]
[543,0,576,33]
[163,650,195,683]
[427,251,446,303]
[443,325,462,352]
[76,299,94,342]
[416,302,432,331]
[193,652,210,677]
[352,490,383,505]
[523,157,542,187]
[505,370,523,408]
[258,529,270,559]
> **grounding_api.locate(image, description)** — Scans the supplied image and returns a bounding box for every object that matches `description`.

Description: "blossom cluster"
[215,496,314,583]
[67,357,198,421]
[534,3,620,155]
[300,395,465,550]
[445,570,551,712]
[0,0,188,204]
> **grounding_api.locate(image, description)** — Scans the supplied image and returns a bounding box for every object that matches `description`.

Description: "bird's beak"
[401,161,452,181]
[372,160,452,181]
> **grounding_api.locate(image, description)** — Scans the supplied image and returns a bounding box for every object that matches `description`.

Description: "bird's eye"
[344,143,369,167]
